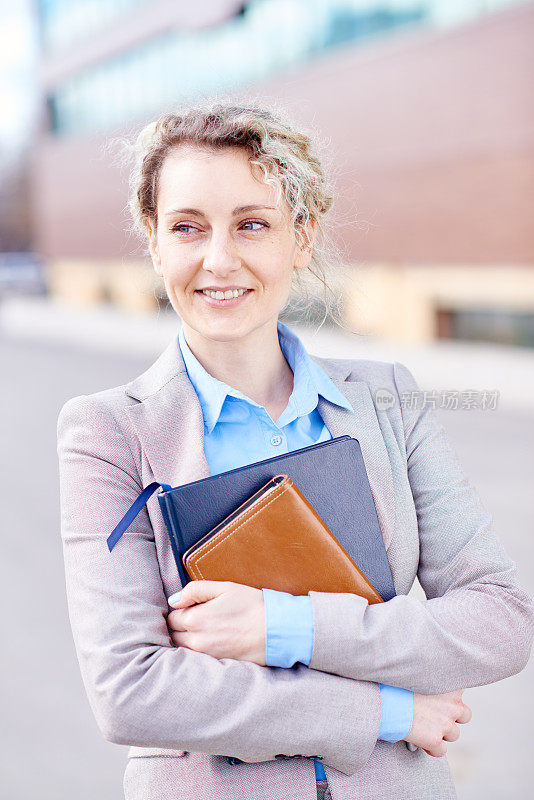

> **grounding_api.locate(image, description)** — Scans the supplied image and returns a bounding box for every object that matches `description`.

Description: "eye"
[170,223,197,234]
[241,220,268,231]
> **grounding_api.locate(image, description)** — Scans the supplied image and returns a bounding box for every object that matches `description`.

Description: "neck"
[182,320,294,419]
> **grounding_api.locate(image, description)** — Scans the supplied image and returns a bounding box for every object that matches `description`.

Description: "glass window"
[44,0,527,136]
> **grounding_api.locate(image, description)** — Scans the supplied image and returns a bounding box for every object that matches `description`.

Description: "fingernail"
[168,591,181,605]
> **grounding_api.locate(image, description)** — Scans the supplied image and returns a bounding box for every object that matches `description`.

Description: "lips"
[197,288,251,292]
[195,288,253,307]
[195,288,253,297]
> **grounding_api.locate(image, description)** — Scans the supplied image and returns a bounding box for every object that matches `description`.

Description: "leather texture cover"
[182,474,383,602]
[158,435,396,600]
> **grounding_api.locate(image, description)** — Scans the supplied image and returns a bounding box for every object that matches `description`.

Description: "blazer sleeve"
[306,361,534,694]
[57,393,381,776]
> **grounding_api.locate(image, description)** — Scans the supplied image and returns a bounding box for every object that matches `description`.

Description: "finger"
[424,742,447,758]
[167,610,189,632]
[171,630,193,648]
[167,589,198,609]
[168,580,228,608]
[456,704,473,724]
[443,723,460,743]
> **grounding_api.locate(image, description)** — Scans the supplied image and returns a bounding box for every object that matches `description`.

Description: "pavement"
[2,294,534,412]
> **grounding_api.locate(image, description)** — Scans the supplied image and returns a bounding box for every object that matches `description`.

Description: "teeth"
[201,288,248,300]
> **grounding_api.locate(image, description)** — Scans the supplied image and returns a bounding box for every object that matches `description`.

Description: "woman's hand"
[404,689,472,756]
[167,580,266,666]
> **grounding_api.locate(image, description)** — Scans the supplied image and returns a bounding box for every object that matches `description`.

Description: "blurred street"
[1,301,532,799]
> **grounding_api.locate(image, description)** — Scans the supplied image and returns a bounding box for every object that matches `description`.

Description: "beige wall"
[344,263,534,343]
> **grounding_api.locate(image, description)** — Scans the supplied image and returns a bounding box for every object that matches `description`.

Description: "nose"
[202,230,242,277]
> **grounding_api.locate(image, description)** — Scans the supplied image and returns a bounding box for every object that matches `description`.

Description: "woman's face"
[147,144,316,344]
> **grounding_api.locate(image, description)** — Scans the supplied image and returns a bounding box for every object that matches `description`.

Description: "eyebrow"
[163,204,277,217]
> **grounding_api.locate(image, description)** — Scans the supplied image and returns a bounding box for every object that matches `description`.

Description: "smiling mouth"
[198,288,251,299]
[195,288,253,303]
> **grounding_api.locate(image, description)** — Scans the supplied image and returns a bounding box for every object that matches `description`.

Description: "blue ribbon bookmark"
[107,481,173,552]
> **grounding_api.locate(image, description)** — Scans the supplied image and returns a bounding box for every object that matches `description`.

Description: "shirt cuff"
[378,684,414,742]
[262,588,314,668]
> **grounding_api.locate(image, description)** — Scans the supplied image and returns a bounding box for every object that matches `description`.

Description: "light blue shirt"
[178,320,413,777]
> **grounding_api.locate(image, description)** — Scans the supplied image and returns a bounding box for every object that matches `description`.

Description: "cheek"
[268,262,295,290]
[257,245,295,280]
[158,252,196,286]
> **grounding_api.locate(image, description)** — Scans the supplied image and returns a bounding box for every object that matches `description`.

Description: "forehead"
[157,145,283,215]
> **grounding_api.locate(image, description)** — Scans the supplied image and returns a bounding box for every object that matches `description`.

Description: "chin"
[201,325,251,341]
[186,317,249,338]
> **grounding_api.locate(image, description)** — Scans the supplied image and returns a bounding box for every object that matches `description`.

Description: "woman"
[57,102,533,800]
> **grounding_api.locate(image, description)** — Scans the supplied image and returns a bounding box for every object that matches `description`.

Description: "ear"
[294,216,318,271]
[147,220,163,277]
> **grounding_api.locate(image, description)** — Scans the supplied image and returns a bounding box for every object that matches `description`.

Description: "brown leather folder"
[182,474,383,604]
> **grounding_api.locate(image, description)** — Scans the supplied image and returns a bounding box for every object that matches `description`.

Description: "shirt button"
[270,434,282,446]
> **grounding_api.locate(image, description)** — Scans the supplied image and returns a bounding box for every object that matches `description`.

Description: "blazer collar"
[124,332,395,550]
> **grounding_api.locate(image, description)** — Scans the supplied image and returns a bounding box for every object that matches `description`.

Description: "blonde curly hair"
[113,97,352,329]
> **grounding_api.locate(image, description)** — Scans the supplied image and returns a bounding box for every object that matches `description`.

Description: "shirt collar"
[178,319,353,434]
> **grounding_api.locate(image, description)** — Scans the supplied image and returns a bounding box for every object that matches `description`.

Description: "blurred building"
[31,0,534,344]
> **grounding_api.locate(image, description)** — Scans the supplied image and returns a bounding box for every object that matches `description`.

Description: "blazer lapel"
[124,334,211,489]
[123,335,395,551]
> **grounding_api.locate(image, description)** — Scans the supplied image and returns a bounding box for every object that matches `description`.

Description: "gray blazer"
[56,332,534,800]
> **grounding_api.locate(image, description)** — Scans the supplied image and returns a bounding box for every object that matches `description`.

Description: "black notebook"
[157,435,396,600]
